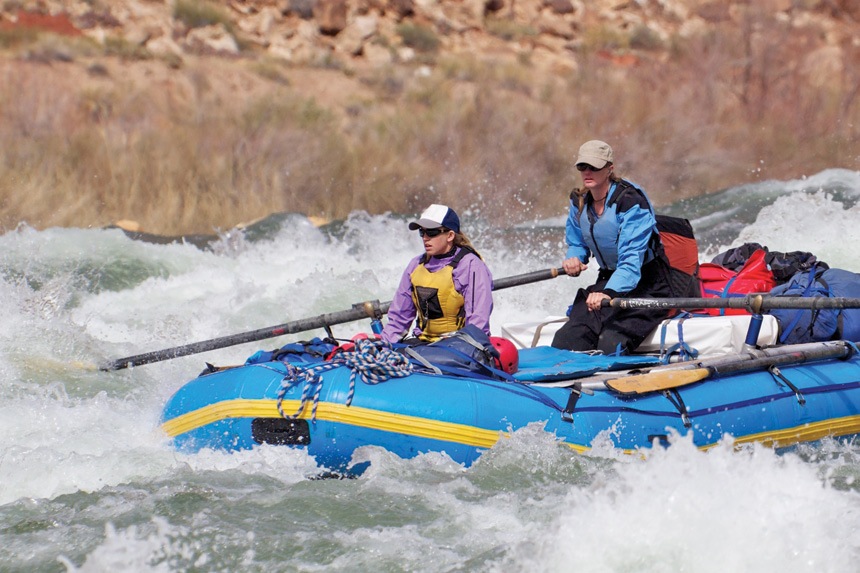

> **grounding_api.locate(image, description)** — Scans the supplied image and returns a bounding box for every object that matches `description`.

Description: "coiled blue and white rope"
[276,338,413,422]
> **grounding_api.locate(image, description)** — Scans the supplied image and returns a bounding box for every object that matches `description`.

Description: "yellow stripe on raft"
[161,399,860,455]
[161,399,510,449]
[721,414,860,450]
[560,415,860,455]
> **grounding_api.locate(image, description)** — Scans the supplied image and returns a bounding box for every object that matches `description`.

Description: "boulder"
[315,0,348,34]
[545,0,575,15]
[391,0,417,18]
[185,24,240,55]
[534,11,574,39]
[147,34,184,58]
[267,19,324,62]
[363,40,393,64]
[237,6,282,36]
[335,14,378,53]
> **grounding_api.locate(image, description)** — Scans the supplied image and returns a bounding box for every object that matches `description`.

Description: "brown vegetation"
[1,1,859,234]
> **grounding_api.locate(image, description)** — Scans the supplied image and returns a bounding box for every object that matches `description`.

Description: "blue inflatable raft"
[160,335,860,473]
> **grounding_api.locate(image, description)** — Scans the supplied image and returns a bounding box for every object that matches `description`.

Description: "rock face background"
[1,0,859,232]
[5,0,858,77]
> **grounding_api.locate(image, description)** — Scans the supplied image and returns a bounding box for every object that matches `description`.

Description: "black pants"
[551,258,672,354]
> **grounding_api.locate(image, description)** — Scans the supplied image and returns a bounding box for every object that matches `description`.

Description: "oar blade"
[605,368,710,395]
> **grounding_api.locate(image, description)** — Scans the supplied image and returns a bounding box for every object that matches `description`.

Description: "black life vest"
[591,181,700,297]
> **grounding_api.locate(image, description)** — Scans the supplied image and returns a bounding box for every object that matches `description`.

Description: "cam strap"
[768,365,806,406]
[561,383,583,423]
[403,346,442,375]
[662,388,692,428]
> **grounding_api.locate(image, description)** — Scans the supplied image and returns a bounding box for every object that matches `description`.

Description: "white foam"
[500,434,860,571]
[735,190,860,269]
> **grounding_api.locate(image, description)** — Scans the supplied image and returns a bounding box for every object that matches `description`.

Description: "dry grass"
[173,0,233,32]
[2,14,860,234]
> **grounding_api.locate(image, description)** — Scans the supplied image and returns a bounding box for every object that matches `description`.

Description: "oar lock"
[749,294,764,314]
[359,300,383,320]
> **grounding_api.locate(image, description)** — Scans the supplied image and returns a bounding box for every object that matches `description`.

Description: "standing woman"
[552,140,672,354]
[381,204,494,343]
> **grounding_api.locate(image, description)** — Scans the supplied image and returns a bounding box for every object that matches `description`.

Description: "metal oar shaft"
[608,295,860,313]
[101,300,390,371]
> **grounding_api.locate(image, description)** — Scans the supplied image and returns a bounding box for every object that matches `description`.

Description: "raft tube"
[161,341,860,473]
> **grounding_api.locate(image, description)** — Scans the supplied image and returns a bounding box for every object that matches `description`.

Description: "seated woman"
[551,140,672,354]
[381,204,493,344]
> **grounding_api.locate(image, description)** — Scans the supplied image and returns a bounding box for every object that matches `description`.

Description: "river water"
[2,169,860,571]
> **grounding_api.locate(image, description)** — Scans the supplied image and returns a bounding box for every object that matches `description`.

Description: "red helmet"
[490,336,519,374]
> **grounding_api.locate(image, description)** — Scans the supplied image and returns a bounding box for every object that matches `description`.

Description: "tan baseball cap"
[575,140,614,169]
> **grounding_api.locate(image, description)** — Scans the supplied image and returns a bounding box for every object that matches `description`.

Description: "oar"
[604,340,853,395]
[101,301,390,371]
[101,267,565,371]
[604,294,860,314]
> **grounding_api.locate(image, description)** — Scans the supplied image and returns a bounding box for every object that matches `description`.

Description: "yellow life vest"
[410,252,468,342]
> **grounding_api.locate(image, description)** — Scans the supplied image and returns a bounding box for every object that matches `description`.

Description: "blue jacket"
[565,179,659,296]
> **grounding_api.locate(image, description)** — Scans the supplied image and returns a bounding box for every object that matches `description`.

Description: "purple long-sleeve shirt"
[381,247,494,343]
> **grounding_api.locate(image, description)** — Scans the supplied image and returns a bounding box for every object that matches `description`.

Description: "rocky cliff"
[3,0,858,78]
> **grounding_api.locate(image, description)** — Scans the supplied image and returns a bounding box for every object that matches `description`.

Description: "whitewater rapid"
[2,169,860,571]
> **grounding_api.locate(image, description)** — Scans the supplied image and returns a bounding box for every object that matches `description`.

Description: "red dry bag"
[698,249,776,315]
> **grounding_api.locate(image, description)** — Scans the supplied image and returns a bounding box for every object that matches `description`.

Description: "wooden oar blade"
[605,368,711,395]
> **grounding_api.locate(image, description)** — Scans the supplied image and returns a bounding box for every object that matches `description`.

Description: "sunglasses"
[418,227,447,238]
[576,163,607,172]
